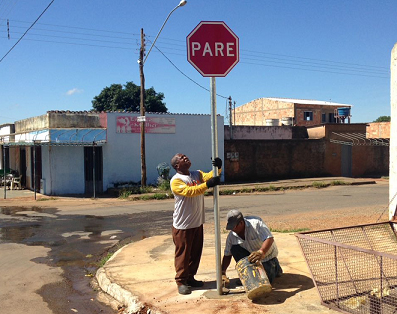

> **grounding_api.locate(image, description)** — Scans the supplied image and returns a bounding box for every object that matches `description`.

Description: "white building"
[0,111,224,196]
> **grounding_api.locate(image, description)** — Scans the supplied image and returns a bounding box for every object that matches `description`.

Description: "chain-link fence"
[296,222,397,314]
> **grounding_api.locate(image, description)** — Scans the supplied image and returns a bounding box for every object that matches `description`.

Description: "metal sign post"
[210,77,222,295]
[187,20,239,295]
[3,144,6,199]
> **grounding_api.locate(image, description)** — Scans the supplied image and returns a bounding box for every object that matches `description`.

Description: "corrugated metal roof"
[4,128,107,146]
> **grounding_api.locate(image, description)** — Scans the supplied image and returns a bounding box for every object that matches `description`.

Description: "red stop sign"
[187,21,239,77]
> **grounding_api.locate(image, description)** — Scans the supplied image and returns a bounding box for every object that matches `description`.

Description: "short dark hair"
[171,154,181,170]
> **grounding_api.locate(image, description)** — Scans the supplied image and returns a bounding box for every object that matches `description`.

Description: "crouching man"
[221,210,283,287]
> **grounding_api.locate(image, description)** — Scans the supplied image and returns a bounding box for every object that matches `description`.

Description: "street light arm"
[143,1,186,65]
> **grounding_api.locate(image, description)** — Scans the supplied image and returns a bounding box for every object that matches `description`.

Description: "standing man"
[170,153,222,295]
[221,210,283,288]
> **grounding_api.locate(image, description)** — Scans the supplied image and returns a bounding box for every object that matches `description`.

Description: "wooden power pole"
[139,28,147,187]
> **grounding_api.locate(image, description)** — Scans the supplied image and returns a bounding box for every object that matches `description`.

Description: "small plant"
[97,252,113,267]
[220,189,235,195]
[152,193,168,200]
[312,181,328,188]
[37,197,58,201]
[157,179,171,191]
[268,185,277,191]
[119,189,133,199]
[330,180,347,186]
[256,185,279,192]
[240,188,253,193]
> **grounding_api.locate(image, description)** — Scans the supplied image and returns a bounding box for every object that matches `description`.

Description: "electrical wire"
[0,18,390,79]
[151,42,229,99]
[0,0,56,63]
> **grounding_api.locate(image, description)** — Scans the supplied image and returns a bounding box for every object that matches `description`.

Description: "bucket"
[235,256,272,300]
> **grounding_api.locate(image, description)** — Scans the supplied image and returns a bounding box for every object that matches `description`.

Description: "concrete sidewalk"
[96,230,335,314]
[95,177,378,314]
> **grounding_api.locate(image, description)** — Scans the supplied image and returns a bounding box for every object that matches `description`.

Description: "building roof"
[266,98,353,107]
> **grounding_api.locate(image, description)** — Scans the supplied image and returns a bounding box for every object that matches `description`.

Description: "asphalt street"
[0,180,389,314]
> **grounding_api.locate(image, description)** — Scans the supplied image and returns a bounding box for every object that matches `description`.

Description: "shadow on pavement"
[253,273,315,305]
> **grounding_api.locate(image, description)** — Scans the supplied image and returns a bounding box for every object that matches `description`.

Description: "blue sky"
[0,0,395,125]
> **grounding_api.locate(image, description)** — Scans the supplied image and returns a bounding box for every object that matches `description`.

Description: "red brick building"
[232,98,352,127]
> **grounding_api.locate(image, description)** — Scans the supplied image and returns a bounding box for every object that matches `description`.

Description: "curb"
[95,247,160,314]
[96,267,144,314]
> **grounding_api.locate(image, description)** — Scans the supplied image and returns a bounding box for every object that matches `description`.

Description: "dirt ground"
[262,204,389,232]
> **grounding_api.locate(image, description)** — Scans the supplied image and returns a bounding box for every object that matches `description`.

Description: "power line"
[0,0,56,63]
[1,18,390,77]
[0,18,391,79]
[151,42,229,99]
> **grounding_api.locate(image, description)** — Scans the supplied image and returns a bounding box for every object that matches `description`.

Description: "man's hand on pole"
[212,157,222,169]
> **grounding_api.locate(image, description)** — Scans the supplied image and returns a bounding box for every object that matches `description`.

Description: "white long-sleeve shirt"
[224,216,278,262]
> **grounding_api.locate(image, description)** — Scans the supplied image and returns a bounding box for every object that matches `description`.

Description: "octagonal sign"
[187,21,239,77]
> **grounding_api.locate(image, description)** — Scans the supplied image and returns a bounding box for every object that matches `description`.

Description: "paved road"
[0,181,389,314]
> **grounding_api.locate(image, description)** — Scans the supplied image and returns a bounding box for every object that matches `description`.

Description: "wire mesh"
[296,222,397,314]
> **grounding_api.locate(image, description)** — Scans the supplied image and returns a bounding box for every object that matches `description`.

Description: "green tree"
[374,116,391,122]
[92,81,167,113]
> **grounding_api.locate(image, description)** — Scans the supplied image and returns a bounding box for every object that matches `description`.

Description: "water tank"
[337,107,351,116]
[265,119,279,126]
[281,117,293,125]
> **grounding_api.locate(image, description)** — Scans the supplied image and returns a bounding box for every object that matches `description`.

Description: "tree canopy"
[91,81,167,113]
[374,116,391,122]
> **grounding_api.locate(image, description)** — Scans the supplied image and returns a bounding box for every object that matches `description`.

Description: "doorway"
[30,145,42,192]
[341,145,352,177]
[84,146,103,195]
[20,148,26,187]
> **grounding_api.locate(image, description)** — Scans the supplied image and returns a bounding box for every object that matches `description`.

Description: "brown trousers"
[172,224,203,286]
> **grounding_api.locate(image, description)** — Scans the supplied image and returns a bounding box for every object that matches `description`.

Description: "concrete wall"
[224,138,388,182]
[224,139,326,182]
[103,112,224,189]
[367,122,390,139]
[15,111,103,133]
[15,114,49,132]
[47,111,103,128]
[390,43,397,220]
[224,125,293,140]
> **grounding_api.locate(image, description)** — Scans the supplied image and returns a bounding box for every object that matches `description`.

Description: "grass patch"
[255,185,278,192]
[157,179,171,191]
[312,181,329,188]
[118,189,133,199]
[220,189,235,195]
[136,193,171,201]
[37,197,58,201]
[97,252,113,267]
[330,180,347,186]
[240,188,254,193]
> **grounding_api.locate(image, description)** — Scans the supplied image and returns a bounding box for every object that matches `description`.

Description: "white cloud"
[66,88,84,96]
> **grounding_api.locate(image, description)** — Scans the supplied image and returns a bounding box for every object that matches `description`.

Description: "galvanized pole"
[33,142,36,200]
[3,144,6,199]
[210,77,222,295]
[93,142,96,199]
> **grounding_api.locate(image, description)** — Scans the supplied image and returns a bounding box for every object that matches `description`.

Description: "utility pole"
[228,96,233,139]
[139,28,147,187]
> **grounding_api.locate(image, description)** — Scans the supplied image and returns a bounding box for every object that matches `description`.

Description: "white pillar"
[390,43,397,220]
